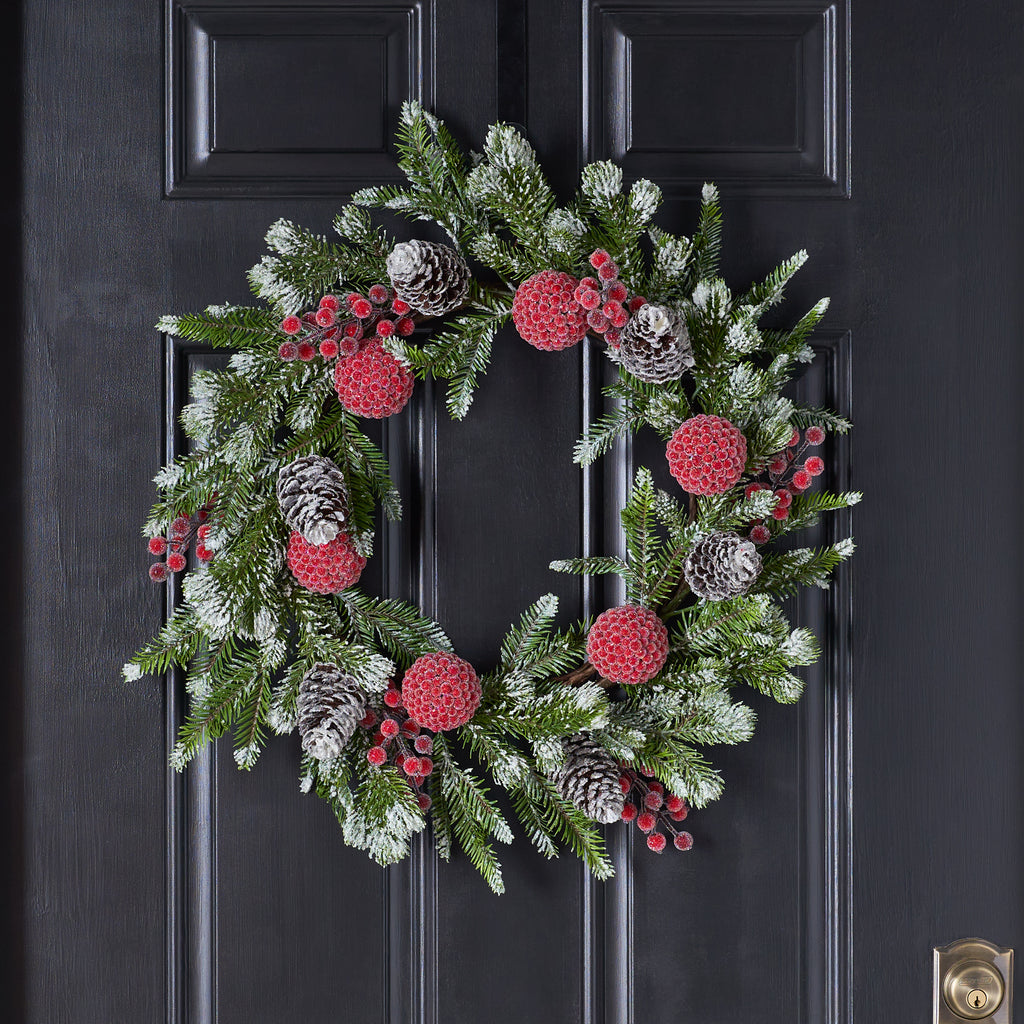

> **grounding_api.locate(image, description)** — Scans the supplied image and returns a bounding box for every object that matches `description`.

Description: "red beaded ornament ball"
[401,652,482,731]
[586,604,669,685]
[511,270,589,351]
[666,414,747,495]
[286,531,366,594]
[333,339,415,418]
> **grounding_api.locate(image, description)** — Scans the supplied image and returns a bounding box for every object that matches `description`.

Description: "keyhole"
[968,989,987,1009]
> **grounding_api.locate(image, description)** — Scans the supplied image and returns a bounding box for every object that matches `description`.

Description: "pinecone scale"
[297,664,367,760]
[551,734,625,824]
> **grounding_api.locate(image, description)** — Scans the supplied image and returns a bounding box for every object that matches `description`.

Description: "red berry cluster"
[619,767,694,854]
[278,290,416,363]
[666,414,748,496]
[361,682,434,812]
[286,530,366,594]
[576,249,644,345]
[586,604,669,686]
[744,425,826,542]
[400,652,481,731]
[146,500,215,582]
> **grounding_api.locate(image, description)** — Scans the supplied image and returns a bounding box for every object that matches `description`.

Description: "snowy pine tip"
[122,662,143,682]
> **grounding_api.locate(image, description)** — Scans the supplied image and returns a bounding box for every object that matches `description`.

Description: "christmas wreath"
[125,103,859,892]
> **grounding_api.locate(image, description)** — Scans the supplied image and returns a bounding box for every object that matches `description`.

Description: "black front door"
[12,1,1023,1021]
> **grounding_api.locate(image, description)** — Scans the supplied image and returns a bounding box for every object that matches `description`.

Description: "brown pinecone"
[277,454,349,546]
[616,303,693,383]
[683,531,762,601]
[385,240,470,317]
[550,734,624,824]
[296,664,367,760]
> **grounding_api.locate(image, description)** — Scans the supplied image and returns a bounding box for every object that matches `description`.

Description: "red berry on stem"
[383,688,402,708]
[788,427,801,447]
[597,261,618,281]
[647,832,667,853]
[636,811,657,833]
[278,341,298,361]
[806,425,826,446]
[627,296,647,313]
[619,776,631,794]
[170,516,190,538]
[148,536,167,555]
[281,315,302,335]
[319,339,339,359]
[665,794,686,813]
[368,283,390,304]
[197,524,211,539]
[769,456,788,475]
[673,832,694,851]
[605,282,628,303]
[774,489,792,508]
[416,792,432,811]
[644,790,664,810]
[350,297,373,319]
[391,297,411,315]
[380,718,399,738]
[772,506,790,521]
[396,316,415,337]
[413,734,433,754]
[805,456,825,477]
[195,545,213,562]
[791,469,812,491]
[376,318,395,338]
[148,563,169,582]
[359,710,378,729]
[315,307,336,327]
[367,746,387,766]
[297,342,316,362]
[620,803,638,822]
[589,249,611,268]
[418,757,433,776]
[319,294,340,311]
[166,551,186,573]
[750,524,771,544]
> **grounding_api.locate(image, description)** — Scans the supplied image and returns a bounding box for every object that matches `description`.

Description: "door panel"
[17,0,1024,1022]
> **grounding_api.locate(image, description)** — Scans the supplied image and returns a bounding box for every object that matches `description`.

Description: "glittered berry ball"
[586,604,669,685]
[334,340,415,419]
[666,414,747,495]
[512,270,588,351]
[286,530,366,594]
[401,652,482,731]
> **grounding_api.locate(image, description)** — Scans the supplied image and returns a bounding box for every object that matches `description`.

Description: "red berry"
[620,802,638,822]
[278,341,299,361]
[586,605,669,685]
[788,427,801,447]
[597,261,618,281]
[401,720,420,736]
[609,308,629,329]
[396,316,416,337]
[636,811,657,833]
[315,307,336,327]
[301,312,319,326]
[791,470,812,491]
[769,455,789,475]
[639,765,656,777]
[368,283,390,304]
[286,530,367,593]
[391,298,411,315]
[380,718,399,738]
[772,505,790,521]
[647,780,663,794]
[148,536,167,555]
[148,562,169,582]
[589,249,611,269]
[367,746,387,766]
[297,342,316,362]
[619,775,631,794]
[805,456,825,477]
[418,757,433,776]
[806,425,826,446]
[319,339,339,359]
[578,288,601,310]
[376,318,395,338]
[644,790,664,810]
[195,545,212,562]
[197,524,212,540]
[627,296,647,313]
[166,551,186,572]
[666,415,747,496]
[401,652,481,731]
[334,340,415,419]
[750,524,771,544]
[413,735,433,754]
[647,832,667,853]
[774,489,792,508]
[350,297,373,319]
[416,792,432,811]
[604,282,628,303]
[281,315,302,335]
[744,483,764,499]
[512,270,589,351]
[170,516,190,538]
[359,710,378,728]
[673,832,694,851]
[602,300,624,320]
[665,794,686,814]
[319,294,340,311]
[383,688,402,708]
[342,321,364,340]
[400,754,419,775]
[605,329,621,345]
[587,310,610,333]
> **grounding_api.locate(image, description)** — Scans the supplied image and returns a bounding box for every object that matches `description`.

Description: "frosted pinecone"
[296,664,367,760]
[551,734,625,824]
[683,531,762,601]
[277,455,349,546]
[616,303,693,383]
[386,240,470,317]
